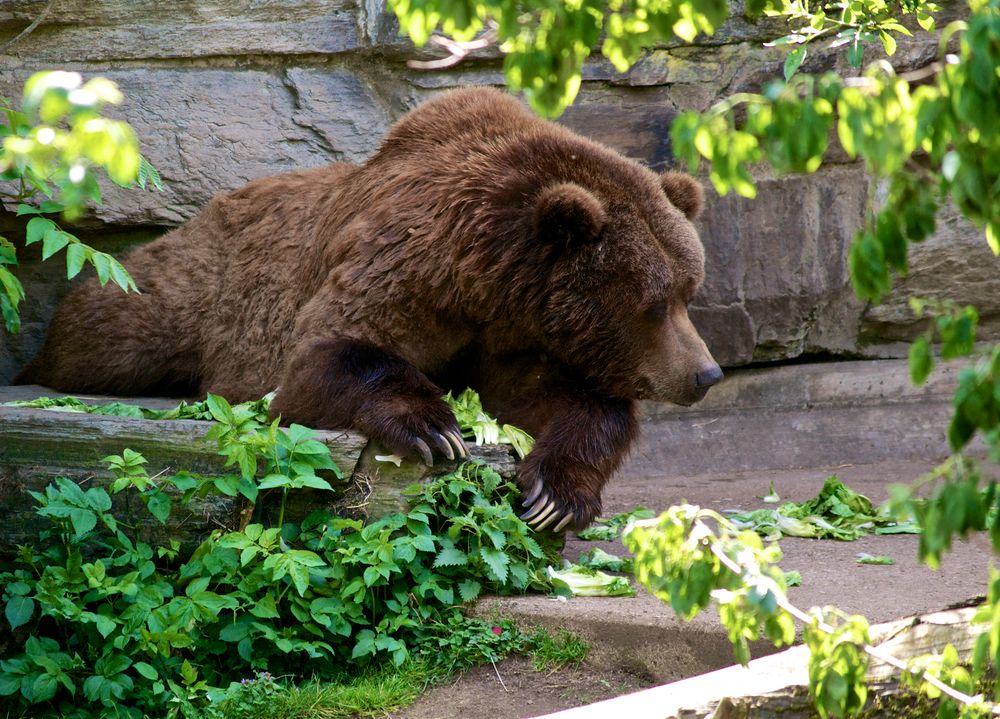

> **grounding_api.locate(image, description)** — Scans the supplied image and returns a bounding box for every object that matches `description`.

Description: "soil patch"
[392,656,653,719]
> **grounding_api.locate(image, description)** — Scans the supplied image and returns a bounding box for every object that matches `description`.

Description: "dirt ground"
[394,655,654,719]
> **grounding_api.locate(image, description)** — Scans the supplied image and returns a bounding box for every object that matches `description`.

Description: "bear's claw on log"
[429,430,455,461]
[413,437,434,467]
[445,430,468,459]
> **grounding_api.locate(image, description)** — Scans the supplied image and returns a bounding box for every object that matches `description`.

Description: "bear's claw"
[413,437,434,467]
[429,430,455,461]
[552,513,574,532]
[521,480,544,507]
[445,430,469,459]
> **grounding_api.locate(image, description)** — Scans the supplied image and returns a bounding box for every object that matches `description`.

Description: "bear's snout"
[695,364,723,388]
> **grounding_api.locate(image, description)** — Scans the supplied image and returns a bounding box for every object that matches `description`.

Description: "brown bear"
[17,87,723,532]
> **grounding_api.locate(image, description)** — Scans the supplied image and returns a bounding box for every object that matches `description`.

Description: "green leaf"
[146,491,171,523]
[458,579,481,603]
[90,252,111,285]
[5,596,35,630]
[93,613,116,638]
[433,545,468,568]
[879,31,896,56]
[133,662,158,680]
[784,47,807,81]
[25,217,56,246]
[846,40,864,68]
[41,229,70,260]
[480,547,510,583]
[908,336,933,385]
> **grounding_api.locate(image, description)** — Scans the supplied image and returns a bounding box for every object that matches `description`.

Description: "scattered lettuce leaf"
[728,476,912,541]
[577,506,657,541]
[443,389,535,458]
[761,480,780,503]
[5,394,272,421]
[547,564,635,597]
[577,547,633,573]
[874,522,921,535]
[856,553,895,565]
[783,570,802,587]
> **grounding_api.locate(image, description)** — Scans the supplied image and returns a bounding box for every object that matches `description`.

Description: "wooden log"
[537,601,987,719]
[0,386,518,558]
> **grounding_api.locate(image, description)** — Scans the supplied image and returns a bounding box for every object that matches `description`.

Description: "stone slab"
[0,0,361,60]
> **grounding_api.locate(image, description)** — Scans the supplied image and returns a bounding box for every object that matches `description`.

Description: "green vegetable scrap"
[547,564,635,598]
[784,570,803,587]
[443,389,535,459]
[728,476,919,541]
[5,393,273,423]
[576,506,657,541]
[577,546,633,573]
[856,553,895,565]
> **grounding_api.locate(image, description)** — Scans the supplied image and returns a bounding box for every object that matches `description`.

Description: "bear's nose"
[695,364,724,388]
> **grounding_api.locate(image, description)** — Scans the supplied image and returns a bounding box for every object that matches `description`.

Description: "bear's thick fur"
[18,87,722,531]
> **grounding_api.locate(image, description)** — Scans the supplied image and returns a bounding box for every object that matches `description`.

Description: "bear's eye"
[644,301,668,322]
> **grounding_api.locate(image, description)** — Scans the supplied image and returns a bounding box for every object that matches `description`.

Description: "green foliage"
[673,0,1000,303]
[624,505,796,665]
[0,399,561,718]
[388,0,938,117]
[889,456,997,569]
[1,71,158,333]
[3,393,274,423]
[804,610,871,719]
[388,0,740,116]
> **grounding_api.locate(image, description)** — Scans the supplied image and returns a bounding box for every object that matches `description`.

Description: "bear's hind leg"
[15,283,199,396]
[271,338,467,466]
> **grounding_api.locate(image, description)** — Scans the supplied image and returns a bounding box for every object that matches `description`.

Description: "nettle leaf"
[480,547,510,583]
[458,579,481,603]
[433,544,468,568]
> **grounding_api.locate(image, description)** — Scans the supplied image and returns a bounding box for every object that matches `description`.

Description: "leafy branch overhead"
[389,0,944,116]
[0,72,161,334]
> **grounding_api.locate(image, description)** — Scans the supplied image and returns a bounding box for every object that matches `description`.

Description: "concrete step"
[622,358,962,478]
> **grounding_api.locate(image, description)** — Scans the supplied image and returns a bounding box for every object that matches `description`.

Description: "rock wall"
[0,0,993,383]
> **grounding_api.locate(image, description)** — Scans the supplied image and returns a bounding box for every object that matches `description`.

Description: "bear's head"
[535,169,722,406]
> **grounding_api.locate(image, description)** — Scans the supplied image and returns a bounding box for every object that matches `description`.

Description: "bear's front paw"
[365,397,468,468]
[517,462,602,533]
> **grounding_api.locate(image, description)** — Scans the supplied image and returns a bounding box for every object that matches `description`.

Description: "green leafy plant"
[1,71,160,333]
[0,393,563,718]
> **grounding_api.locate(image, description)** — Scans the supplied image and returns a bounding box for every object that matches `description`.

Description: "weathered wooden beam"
[0,386,518,558]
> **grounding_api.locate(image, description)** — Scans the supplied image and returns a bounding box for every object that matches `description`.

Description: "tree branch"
[407,24,498,71]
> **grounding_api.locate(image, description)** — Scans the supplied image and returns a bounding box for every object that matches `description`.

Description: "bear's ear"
[660,171,704,220]
[534,182,606,247]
